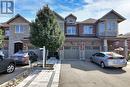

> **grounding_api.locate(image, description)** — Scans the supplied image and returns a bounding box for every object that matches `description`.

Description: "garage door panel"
[85,46,100,59]
[64,46,79,60]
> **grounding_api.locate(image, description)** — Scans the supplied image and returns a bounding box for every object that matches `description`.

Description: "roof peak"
[6,14,30,24]
[65,13,77,19]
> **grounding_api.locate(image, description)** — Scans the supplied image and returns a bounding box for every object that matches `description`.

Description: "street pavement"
[59,60,130,87]
[0,65,29,85]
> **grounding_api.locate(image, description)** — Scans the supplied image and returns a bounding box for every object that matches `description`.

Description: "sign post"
[43,46,45,68]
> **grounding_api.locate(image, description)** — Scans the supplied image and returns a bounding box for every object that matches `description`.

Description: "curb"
[50,60,61,87]
[15,60,61,87]
[0,62,38,87]
[0,68,31,87]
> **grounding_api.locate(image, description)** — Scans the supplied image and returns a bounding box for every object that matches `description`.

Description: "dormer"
[97,10,126,37]
[65,14,77,24]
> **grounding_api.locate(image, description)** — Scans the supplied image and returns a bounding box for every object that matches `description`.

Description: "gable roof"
[6,14,30,24]
[65,14,77,20]
[99,10,126,22]
[53,11,64,21]
[80,18,97,24]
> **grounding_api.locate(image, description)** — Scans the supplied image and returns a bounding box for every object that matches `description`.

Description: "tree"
[30,5,65,54]
[0,29,4,49]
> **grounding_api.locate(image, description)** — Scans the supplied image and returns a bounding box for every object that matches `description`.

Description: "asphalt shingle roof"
[80,18,97,24]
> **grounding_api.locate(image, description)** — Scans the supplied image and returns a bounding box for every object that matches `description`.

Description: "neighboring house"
[124,33,130,51]
[1,12,64,58]
[60,10,128,60]
[116,33,130,54]
[0,10,128,60]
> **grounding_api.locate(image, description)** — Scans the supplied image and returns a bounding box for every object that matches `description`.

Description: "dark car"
[48,52,59,59]
[12,51,38,65]
[0,55,16,74]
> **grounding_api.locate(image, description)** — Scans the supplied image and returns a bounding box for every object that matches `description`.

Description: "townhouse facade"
[60,10,128,60]
[0,10,128,60]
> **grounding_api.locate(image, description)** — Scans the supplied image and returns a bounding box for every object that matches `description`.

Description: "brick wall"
[65,23,96,37]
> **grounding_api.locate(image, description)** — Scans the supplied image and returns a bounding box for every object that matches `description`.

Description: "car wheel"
[6,63,15,73]
[101,62,105,68]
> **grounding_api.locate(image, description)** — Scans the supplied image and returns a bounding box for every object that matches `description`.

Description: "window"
[67,18,75,24]
[107,20,117,30]
[66,26,76,35]
[95,53,105,57]
[15,25,25,33]
[83,25,93,34]
[5,29,9,36]
[99,22,105,33]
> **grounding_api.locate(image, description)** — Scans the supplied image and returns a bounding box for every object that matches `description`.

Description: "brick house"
[0,10,128,60]
[59,10,128,60]
[0,12,64,58]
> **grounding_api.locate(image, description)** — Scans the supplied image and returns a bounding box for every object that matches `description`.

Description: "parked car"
[48,52,59,59]
[0,55,16,73]
[90,52,127,69]
[12,51,38,65]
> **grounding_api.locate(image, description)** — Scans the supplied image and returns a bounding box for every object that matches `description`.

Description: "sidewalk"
[16,58,61,87]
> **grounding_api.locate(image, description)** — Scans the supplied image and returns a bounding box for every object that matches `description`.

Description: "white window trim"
[83,25,93,34]
[107,20,117,30]
[67,26,76,35]
[15,25,24,33]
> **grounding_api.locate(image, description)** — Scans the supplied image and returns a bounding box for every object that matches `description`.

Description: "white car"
[90,52,127,69]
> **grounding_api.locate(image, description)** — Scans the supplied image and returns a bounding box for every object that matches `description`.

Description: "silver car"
[90,52,127,69]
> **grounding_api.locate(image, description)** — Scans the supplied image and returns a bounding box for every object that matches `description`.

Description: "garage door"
[64,46,79,60]
[85,46,100,59]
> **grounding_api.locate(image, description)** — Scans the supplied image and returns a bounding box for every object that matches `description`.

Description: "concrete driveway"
[59,60,130,87]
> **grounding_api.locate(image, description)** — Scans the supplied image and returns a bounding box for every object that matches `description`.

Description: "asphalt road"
[59,60,130,87]
[0,65,29,85]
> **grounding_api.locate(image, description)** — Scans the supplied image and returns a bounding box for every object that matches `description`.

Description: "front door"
[14,42,23,53]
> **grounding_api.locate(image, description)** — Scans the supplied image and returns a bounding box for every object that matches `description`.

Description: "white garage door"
[85,46,100,59]
[64,46,79,60]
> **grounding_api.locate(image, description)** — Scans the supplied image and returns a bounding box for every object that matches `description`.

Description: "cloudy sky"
[0,0,130,34]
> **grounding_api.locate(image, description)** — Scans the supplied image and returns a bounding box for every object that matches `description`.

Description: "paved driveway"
[59,60,130,87]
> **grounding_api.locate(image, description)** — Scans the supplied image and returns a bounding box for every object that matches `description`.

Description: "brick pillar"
[103,39,108,52]
[124,40,128,59]
[79,42,85,60]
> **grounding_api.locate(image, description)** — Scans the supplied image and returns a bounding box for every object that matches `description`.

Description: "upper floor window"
[66,18,76,24]
[66,26,76,35]
[5,29,9,36]
[15,25,24,33]
[83,25,93,34]
[107,20,117,30]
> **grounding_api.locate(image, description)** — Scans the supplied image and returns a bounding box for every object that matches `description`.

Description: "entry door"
[14,42,23,53]
[64,46,79,60]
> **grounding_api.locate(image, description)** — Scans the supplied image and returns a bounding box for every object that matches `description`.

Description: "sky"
[0,0,130,34]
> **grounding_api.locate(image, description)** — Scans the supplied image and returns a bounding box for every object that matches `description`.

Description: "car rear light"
[108,57,113,59]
